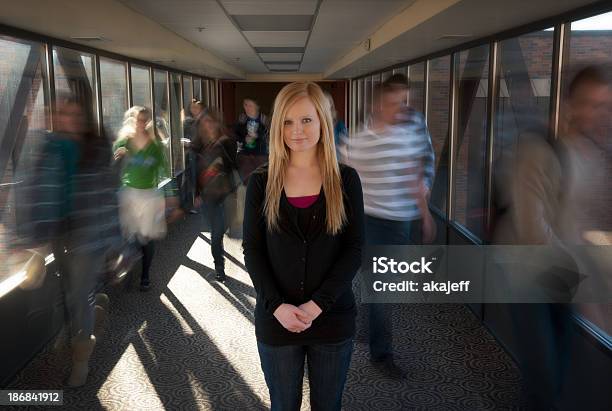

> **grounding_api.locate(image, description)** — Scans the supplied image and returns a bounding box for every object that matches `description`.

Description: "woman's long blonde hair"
[117,106,156,142]
[265,82,346,235]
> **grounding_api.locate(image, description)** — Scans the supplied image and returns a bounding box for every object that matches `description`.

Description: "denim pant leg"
[203,200,226,270]
[62,252,103,338]
[306,338,354,411]
[364,215,412,360]
[257,342,306,411]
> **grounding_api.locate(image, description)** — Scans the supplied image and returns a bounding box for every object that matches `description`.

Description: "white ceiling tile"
[243,31,308,47]
[259,53,303,62]
[221,0,317,15]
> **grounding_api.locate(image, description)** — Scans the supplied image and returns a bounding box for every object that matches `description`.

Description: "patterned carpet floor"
[9,215,528,410]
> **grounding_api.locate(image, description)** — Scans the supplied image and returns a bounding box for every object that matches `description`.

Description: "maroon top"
[287,194,319,208]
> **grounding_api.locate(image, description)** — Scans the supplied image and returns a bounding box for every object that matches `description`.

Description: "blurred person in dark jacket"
[234,98,269,184]
[194,110,237,282]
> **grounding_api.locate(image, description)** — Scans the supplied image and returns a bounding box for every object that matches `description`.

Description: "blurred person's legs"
[118,187,166,291]
[306,338,354,411]
[237,153,267,185]
[203,199,226,281]
[140,240,155,290]
[60,249,103,387]
[365,215,412,378]
[186,151,199,213]
[257,342,305,411]
[509,303,571,408]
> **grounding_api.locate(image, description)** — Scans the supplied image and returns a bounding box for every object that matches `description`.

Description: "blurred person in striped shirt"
[339,74,435,379]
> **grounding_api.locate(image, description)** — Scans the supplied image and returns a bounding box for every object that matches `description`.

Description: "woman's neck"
[289,148,318,169]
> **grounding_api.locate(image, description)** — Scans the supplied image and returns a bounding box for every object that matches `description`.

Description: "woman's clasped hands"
[273,301,322,333]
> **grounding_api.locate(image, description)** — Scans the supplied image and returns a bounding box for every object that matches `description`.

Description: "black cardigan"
[243,164,364,345]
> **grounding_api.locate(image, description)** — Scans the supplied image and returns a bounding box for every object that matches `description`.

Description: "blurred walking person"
[340,74,435,378]
[193,110,237,282]
[113,106,179,291]
[16,94,121,386]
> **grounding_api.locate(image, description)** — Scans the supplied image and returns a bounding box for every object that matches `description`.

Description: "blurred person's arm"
[112,138,128,161]
[416,167,436,244]
[512,140,561,244]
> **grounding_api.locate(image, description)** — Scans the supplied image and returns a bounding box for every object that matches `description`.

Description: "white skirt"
[119,187,167,243]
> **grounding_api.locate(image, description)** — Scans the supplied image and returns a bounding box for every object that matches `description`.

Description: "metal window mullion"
[94,54,103,136]
[344,79,348,131]
[549,22,567,141]
[127,61,133,107]
[166,71,173,175]
[149,68,155,122]
[423,59,430,121]
[180,74,185,113]
[46,42,56,130]
[484,42,499,241]
[405,66,410,105]
[447,53,457,223]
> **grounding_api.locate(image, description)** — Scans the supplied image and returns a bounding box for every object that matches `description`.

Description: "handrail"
[0,249,47,299]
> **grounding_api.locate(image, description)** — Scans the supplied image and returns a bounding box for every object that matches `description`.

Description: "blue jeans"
[365,215,413,360]
[53,240,103,338]
[201,199,226,270]
[257,339,354,411]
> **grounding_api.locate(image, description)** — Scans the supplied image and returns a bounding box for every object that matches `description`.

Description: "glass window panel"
[372,74,381,113]
[52,46,97,128]
[194,78,202,102]
[131,65,151,108]
[170,73,184,173]
[210,80,217,109]
[0,36,49,270]
[408,62,426,112]
[203,80,210,107]
[427,55,452,215]
[452,45,490,239]
[99,58,127,140]
[562,12,612,338]
[493,29,554,218]
[153,69,172,174]
[182,75,192,109]
[381,70,392,82]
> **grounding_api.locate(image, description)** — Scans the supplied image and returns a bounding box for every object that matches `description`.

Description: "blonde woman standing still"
[243,82,364,411]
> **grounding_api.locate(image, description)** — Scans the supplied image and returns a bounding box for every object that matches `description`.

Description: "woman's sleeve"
[311,167,365,312]
[112,138,126,153]
[242,173,284,315]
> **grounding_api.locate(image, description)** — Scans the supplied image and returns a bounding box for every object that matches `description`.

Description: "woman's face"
[283,96,321,154]
[190,102,202,117]
[201,116,218,140]
[56,102,86,135]
[135,112,149,134]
